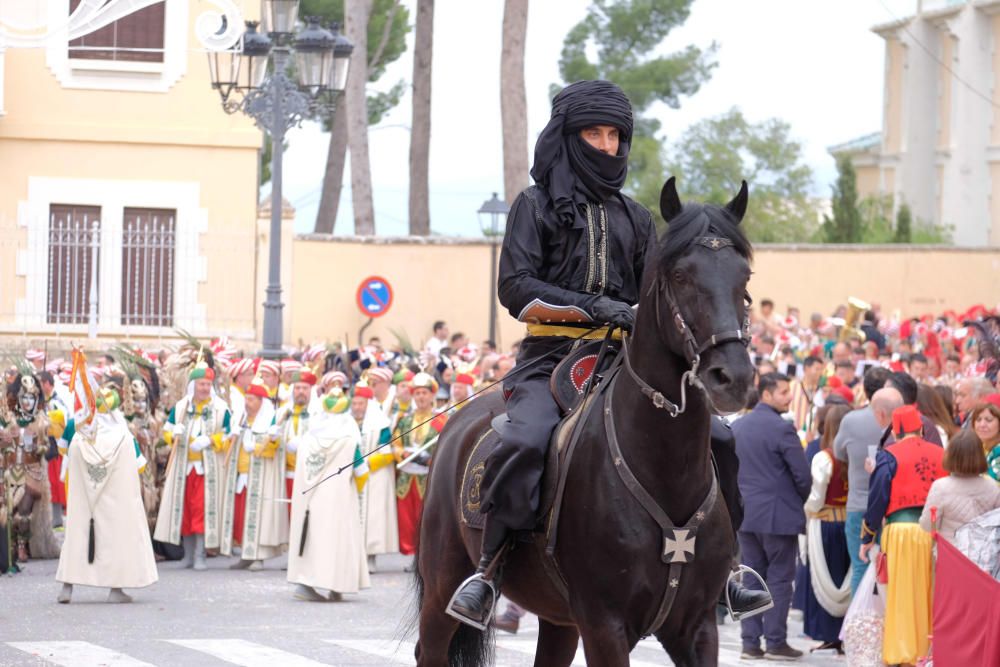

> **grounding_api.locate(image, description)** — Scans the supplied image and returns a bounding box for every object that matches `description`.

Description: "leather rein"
[621,236,751,417]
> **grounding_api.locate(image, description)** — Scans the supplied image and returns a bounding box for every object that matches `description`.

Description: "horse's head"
[644,177,755,414]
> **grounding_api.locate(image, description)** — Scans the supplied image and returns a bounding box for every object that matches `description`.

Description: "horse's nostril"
[709,367,732,387]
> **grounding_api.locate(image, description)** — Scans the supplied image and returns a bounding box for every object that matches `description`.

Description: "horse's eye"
[672,270,686,284]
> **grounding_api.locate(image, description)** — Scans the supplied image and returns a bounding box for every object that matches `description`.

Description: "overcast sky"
[277,0,920,236]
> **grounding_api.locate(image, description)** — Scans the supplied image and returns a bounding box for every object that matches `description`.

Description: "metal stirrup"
[445,573,500,632]
[725,565,775,622]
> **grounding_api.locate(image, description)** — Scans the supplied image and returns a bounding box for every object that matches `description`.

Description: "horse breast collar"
[603,375,719,636]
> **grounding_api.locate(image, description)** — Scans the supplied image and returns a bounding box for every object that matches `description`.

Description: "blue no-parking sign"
[356,276,393,318]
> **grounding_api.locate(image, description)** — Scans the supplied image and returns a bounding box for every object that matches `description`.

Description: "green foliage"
[911,220,952,244]
[558,0,716,137]
[858,194,894,243]
[625,135,671,228]
[821,155,862,243]
[664,108,817,242]
[894,203,912,243]
[367,80,406,125]
[300,0,410,126]
[855,195,952,244]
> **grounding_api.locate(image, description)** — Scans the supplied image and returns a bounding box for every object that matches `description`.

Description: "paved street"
[0,554,844,666]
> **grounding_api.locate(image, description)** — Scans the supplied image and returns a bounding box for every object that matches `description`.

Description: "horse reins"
[622,235,751,418]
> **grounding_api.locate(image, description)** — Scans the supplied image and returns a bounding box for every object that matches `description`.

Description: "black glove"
[591,296,635,331]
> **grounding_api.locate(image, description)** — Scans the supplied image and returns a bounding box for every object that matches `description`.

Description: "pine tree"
[823,155,862,243]
[894,203,912,243]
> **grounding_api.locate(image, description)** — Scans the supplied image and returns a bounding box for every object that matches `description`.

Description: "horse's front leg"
[534,618,579,667]
[655,608,720,667]
[577,615,633,667]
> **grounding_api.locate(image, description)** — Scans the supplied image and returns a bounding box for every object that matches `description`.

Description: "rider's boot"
[446,518,510,630]
[722,573,773,620]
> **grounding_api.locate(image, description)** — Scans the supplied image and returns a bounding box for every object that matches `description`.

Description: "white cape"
[359,401,398,555]
[287,413,370,594]
[56,414,157,589]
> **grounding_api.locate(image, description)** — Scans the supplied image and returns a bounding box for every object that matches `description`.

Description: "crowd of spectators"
[730,299,1000,664]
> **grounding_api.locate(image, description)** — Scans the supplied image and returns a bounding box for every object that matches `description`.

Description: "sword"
[396,434,439,470]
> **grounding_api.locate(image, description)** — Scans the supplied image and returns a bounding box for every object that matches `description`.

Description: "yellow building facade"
[833,0,1000,247]
[0,0,261,341]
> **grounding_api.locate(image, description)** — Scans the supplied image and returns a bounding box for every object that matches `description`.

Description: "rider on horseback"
[448,80,773,628]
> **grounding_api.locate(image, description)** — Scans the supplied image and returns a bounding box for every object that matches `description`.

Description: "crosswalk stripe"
[7,641,155,667]
[322,639,415,664]
[497,638,677,667]
[165,639,327,667]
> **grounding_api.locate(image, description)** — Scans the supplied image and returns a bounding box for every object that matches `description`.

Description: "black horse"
[413,178,756,667]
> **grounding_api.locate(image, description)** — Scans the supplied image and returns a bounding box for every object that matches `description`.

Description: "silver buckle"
[725,565,774,622]
[445,573,499,632]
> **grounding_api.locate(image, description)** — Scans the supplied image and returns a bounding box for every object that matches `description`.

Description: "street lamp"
[478,192,510,347]
[207,1,353,359]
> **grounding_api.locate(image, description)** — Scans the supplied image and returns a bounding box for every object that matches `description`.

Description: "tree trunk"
[408,0,434,236]
[346,0,375,235]
[313,105,348,234]
[500,0,529,205]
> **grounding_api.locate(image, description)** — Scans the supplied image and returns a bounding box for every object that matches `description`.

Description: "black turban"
[530,80,634,228]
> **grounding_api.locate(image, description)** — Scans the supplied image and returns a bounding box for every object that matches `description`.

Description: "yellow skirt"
[882,522,933,665]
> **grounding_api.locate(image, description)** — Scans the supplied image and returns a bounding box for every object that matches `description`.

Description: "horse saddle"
[460,340,620,530]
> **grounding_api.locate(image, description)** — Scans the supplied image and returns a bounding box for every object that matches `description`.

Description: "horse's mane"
[656,202,753,271]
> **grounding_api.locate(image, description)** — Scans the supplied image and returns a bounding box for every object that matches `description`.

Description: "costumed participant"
[389,370,413,432]
[227,358,256,429]
[860,404,946,666]
[258,359,281,402]
[0,362,59,570]
[0,479,9,573]
[319,371,348,397]
[367,367,396,420]
[25,348,46,373]
[449,372,476,412]
[449,79,771,626]
[277,370,316,509]
[350,385,397,572]
[55,373,157,603]
[278,358,301,404]
[223,376,286,569]
[393,372,447,556]
[287,389,370,601]
[114,355,164,533]
[38,370,68,529]
[153,361,231,570]
[801,405,851,654]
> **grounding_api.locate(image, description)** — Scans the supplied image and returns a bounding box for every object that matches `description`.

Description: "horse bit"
[622,236,752,417]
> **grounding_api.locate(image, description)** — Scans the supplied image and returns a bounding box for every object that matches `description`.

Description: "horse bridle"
[622,236,751,417]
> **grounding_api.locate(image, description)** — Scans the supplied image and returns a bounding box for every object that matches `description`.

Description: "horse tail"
[402,529,494,667]
[447,623,494,667]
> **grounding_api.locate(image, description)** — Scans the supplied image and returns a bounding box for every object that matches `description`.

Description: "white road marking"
[165,639,327,667]
[7,641,155,667]
[322,639,416,664]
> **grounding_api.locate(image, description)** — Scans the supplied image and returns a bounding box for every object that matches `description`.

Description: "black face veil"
[529,80,634,228]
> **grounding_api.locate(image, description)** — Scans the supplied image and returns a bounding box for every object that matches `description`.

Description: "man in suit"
[733,372,811,661]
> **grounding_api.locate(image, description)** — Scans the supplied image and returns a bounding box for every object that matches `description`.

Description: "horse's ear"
[660,177,683,223]
[725,180,749,223]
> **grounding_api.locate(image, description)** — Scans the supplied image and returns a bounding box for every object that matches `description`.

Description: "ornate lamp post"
[207,1,353,358]
[477,193,510,346]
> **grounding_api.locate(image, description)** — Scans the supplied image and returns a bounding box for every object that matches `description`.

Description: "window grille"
[47,205,101,325]
[121,207,176,327]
